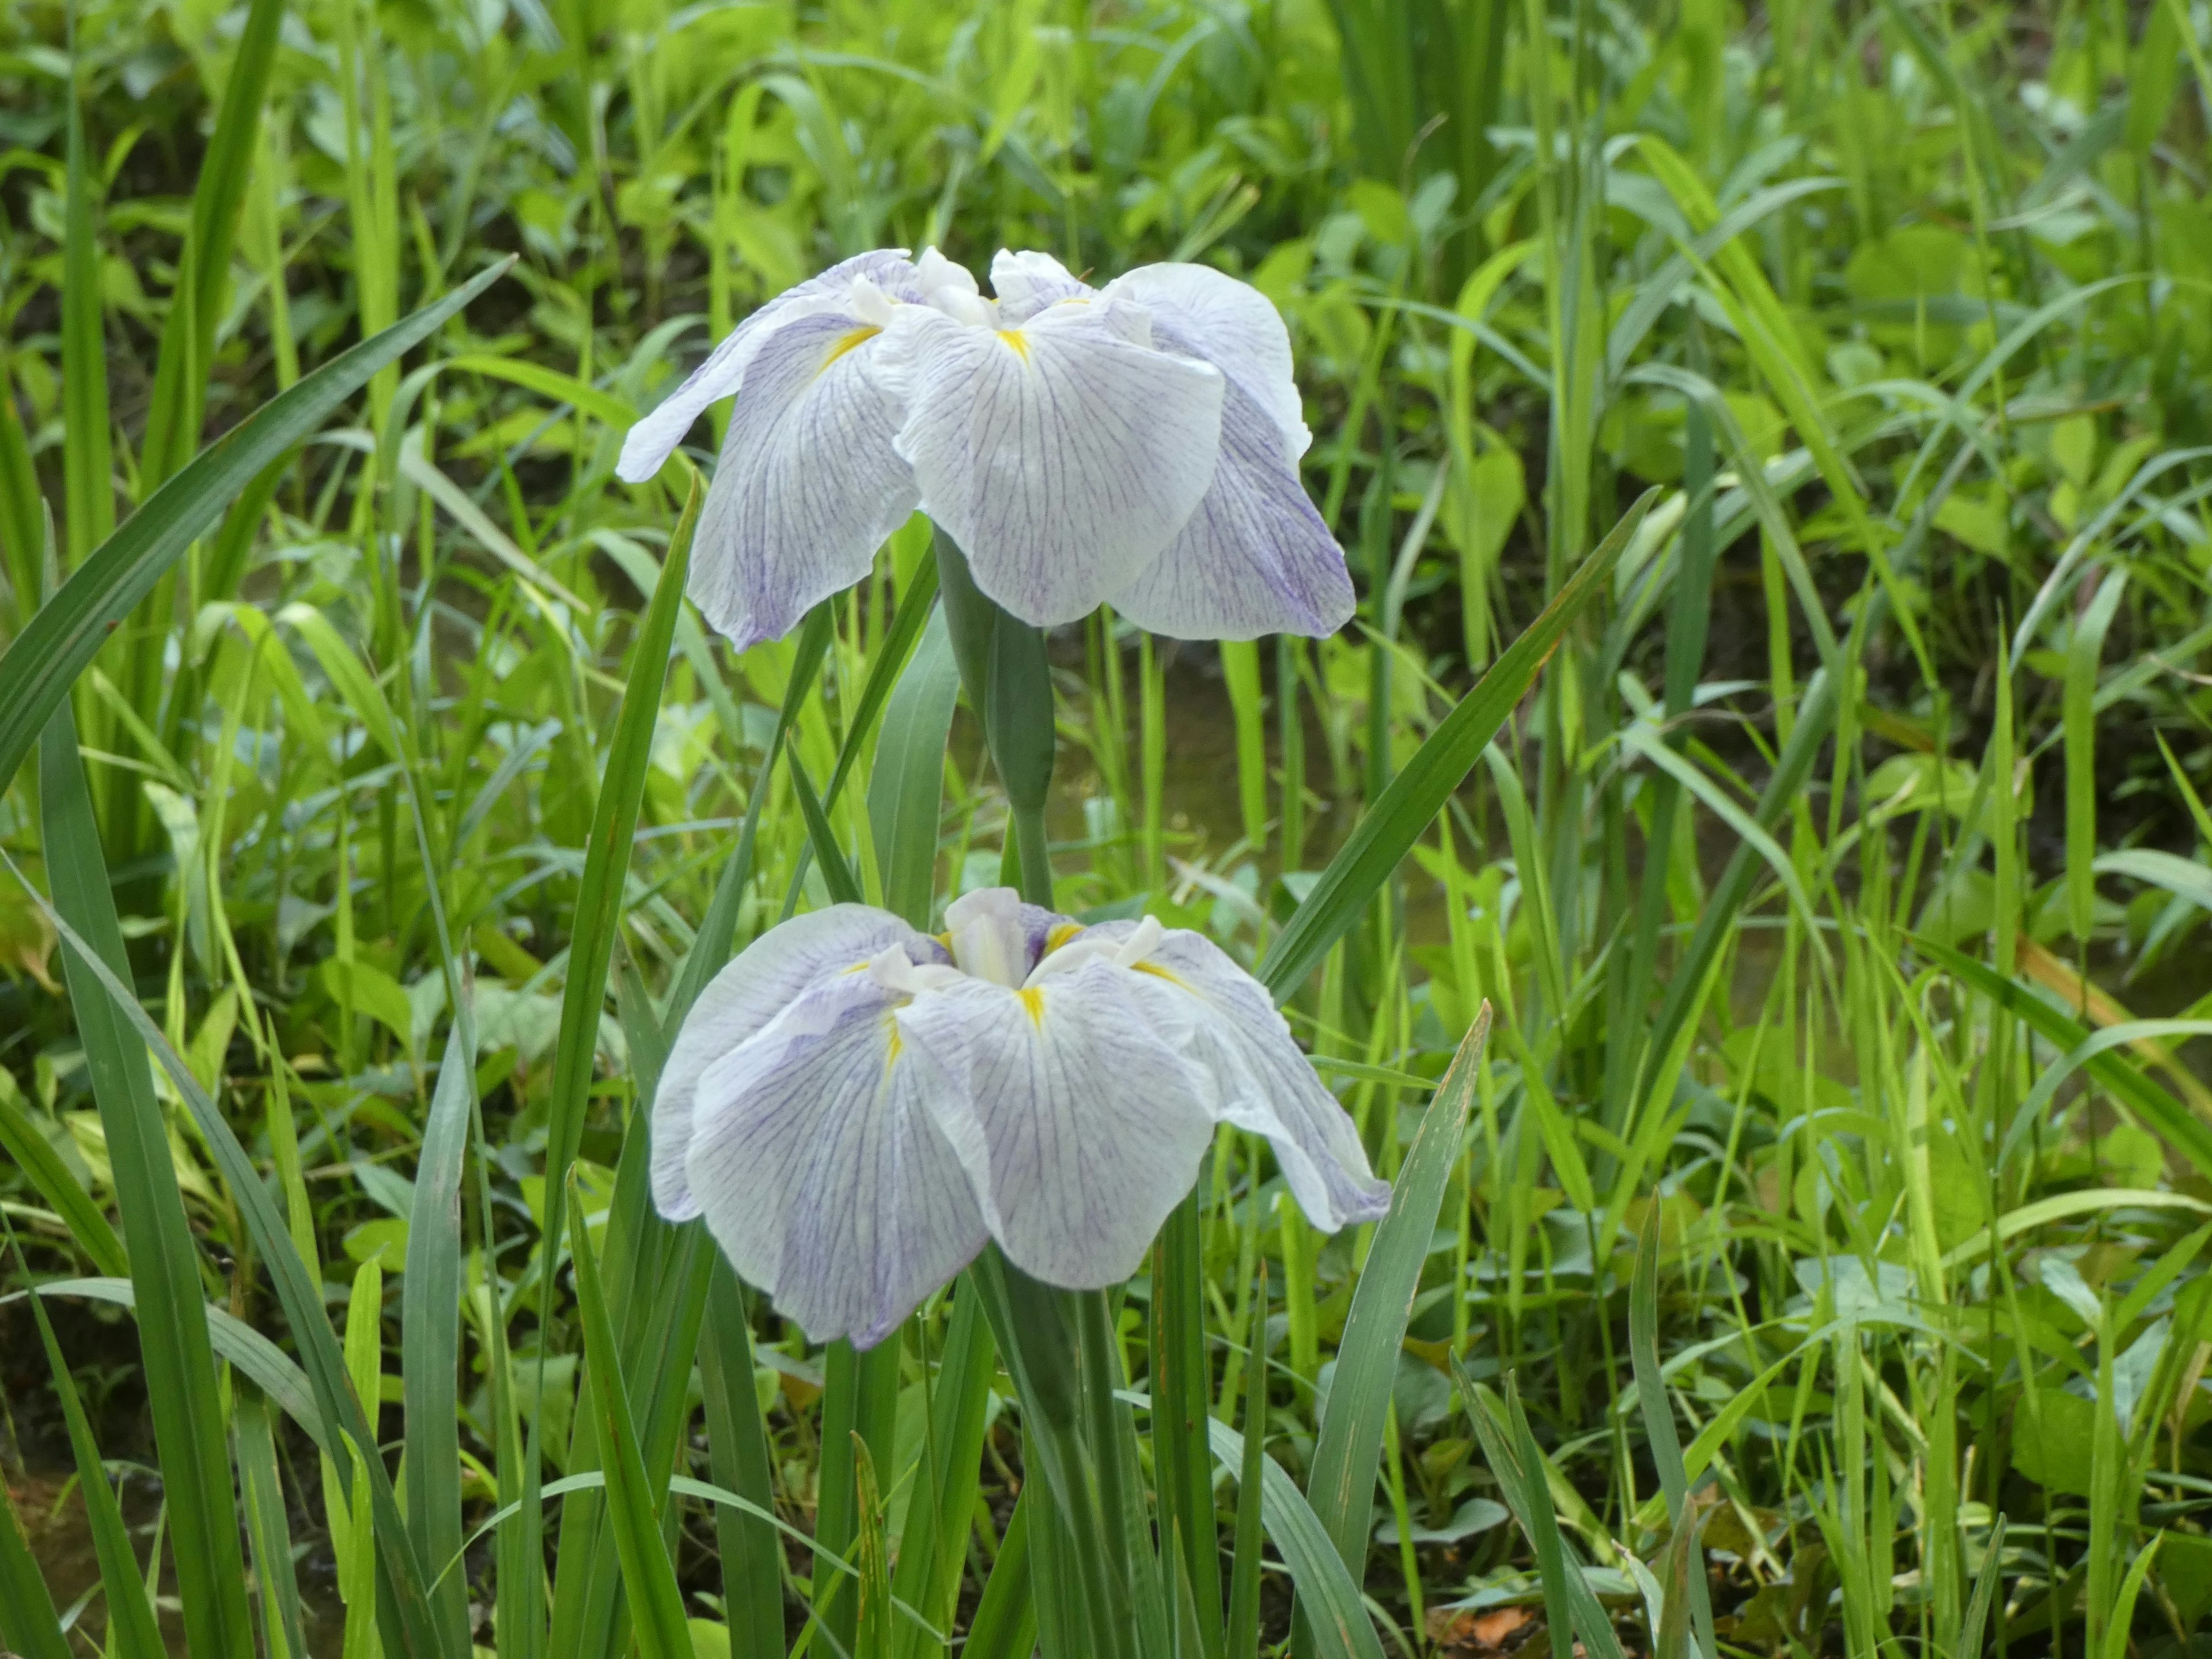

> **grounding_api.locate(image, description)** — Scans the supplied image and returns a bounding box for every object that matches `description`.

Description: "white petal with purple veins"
[616,248,919,482]
[1103,262,1309,456]
[685,967,986,1347]
[1084,922,1389,1229]
[897,957,1218,1287]
[1106,371,1353,639]
[878,297,1225,627]
[687,312,920,651]
[654,904,927,1219]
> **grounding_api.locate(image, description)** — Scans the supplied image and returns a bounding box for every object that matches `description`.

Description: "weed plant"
[5,0,2212,1656]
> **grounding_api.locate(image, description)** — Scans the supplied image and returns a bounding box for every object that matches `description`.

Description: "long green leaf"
[1915,938,2212,1182]
[38,701,256,1659]
[868,605,960,926]
[1305,1005,1491,1579]
[1202,1415,1388,1659]
[0,1475,72,1659]
[137,0,286,488]
[404,1010,479,1655]
[566,1178,698,1659]
[700,1259,786,1659]
[13,1228,165,1659]
[0,1083,128,1277]
[1259,495,1654,1001]
[0,256,513,793]
[236,1389,312,1659]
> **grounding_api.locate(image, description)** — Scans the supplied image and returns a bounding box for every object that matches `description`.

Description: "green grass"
[9,0,2212,1656]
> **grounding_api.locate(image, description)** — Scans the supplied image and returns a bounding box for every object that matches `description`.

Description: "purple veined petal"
[991,248,1094,323]
[687,311,921,651]
[896,957,1217,1289]
[1078,921,1390,1229]
[654,904,933,1221]
[878,297,1226,628]
[1104,368,1355,641]
[1103,262,1309,457]
[683,965,986,1348]
[616,248,922,483]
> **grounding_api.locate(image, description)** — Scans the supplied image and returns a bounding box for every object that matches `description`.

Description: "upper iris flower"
[652,888,1389,1347]
[616,247,1354,648]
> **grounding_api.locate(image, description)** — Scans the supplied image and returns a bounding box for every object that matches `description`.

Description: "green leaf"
[566,1176,698,1659]
[403,1012,479,1654]
[962,1497,1037,1659]
[60,33,113,568]
[868,606,960,928]
[700,1259,785,1659]
[1305,1007,1491,1577]
[14,1228,166,1659]
[1914,938,2212,1185]
[0,1472,72,1659]
[37,701,256,1659]
[0,1083,128,1277]
[236,1389,312,1659]
[0,256,513,795]
[1202,1414,1388,1659]
[137,0,286,488]
[1259,494,1656,1001]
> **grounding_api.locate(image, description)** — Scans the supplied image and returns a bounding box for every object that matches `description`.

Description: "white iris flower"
[616,247,1354,648]
[652,888,1389,1347]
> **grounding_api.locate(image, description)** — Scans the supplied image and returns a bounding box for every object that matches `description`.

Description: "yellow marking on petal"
[1018,986,1046,1025]
[885,1018,903,1063]
[818,325,882,374]
[1043,922,1084,955]
[997,329,1031,362]
[1134,961,1188,989]
[841,960,872,974]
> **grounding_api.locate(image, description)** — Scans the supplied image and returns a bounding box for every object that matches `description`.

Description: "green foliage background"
[7,0,2212,1654]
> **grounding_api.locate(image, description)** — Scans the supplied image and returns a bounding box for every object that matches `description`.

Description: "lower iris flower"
[652,888,1390,1347]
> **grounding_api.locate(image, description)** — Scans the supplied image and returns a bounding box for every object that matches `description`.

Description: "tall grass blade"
[10,865,450,1658]
[404,1011,480,1654]
[700,1259,785,1659]
[137,0,286,488]
[236,1389,312,1659]
[37,701,256,1659]
[1202,1415,1388,1659]
[0,1473,72,1659]
[1305,1005,1490,1580]
[12,1222,165,1659]
[565,1177,697,1659]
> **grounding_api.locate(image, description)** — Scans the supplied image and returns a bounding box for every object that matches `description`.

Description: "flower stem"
[933,523,1056,907]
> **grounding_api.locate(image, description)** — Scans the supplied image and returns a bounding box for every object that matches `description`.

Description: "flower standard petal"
[990,249,1093,322]
[654,904,929,1219]
[1083,922,1390,1229]
[896,957,1217,1288]
[684,965,986,1347]
[616,248,921,482]
[687,310,921,650]
[880,297,1226,627]
[1102,262,1309,456]
[1104,373,1355,639]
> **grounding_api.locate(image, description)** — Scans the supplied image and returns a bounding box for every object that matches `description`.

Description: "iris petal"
[685,966,986,1347]
[1082,922,1390,1229]
[654,904,926,1220]
[1105,370,1355,640]
[897,958,1217,1287]
[1103,263,1310,457]
[616,248,920,483]
[688,312,921,650]
[878,297,1225,627]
